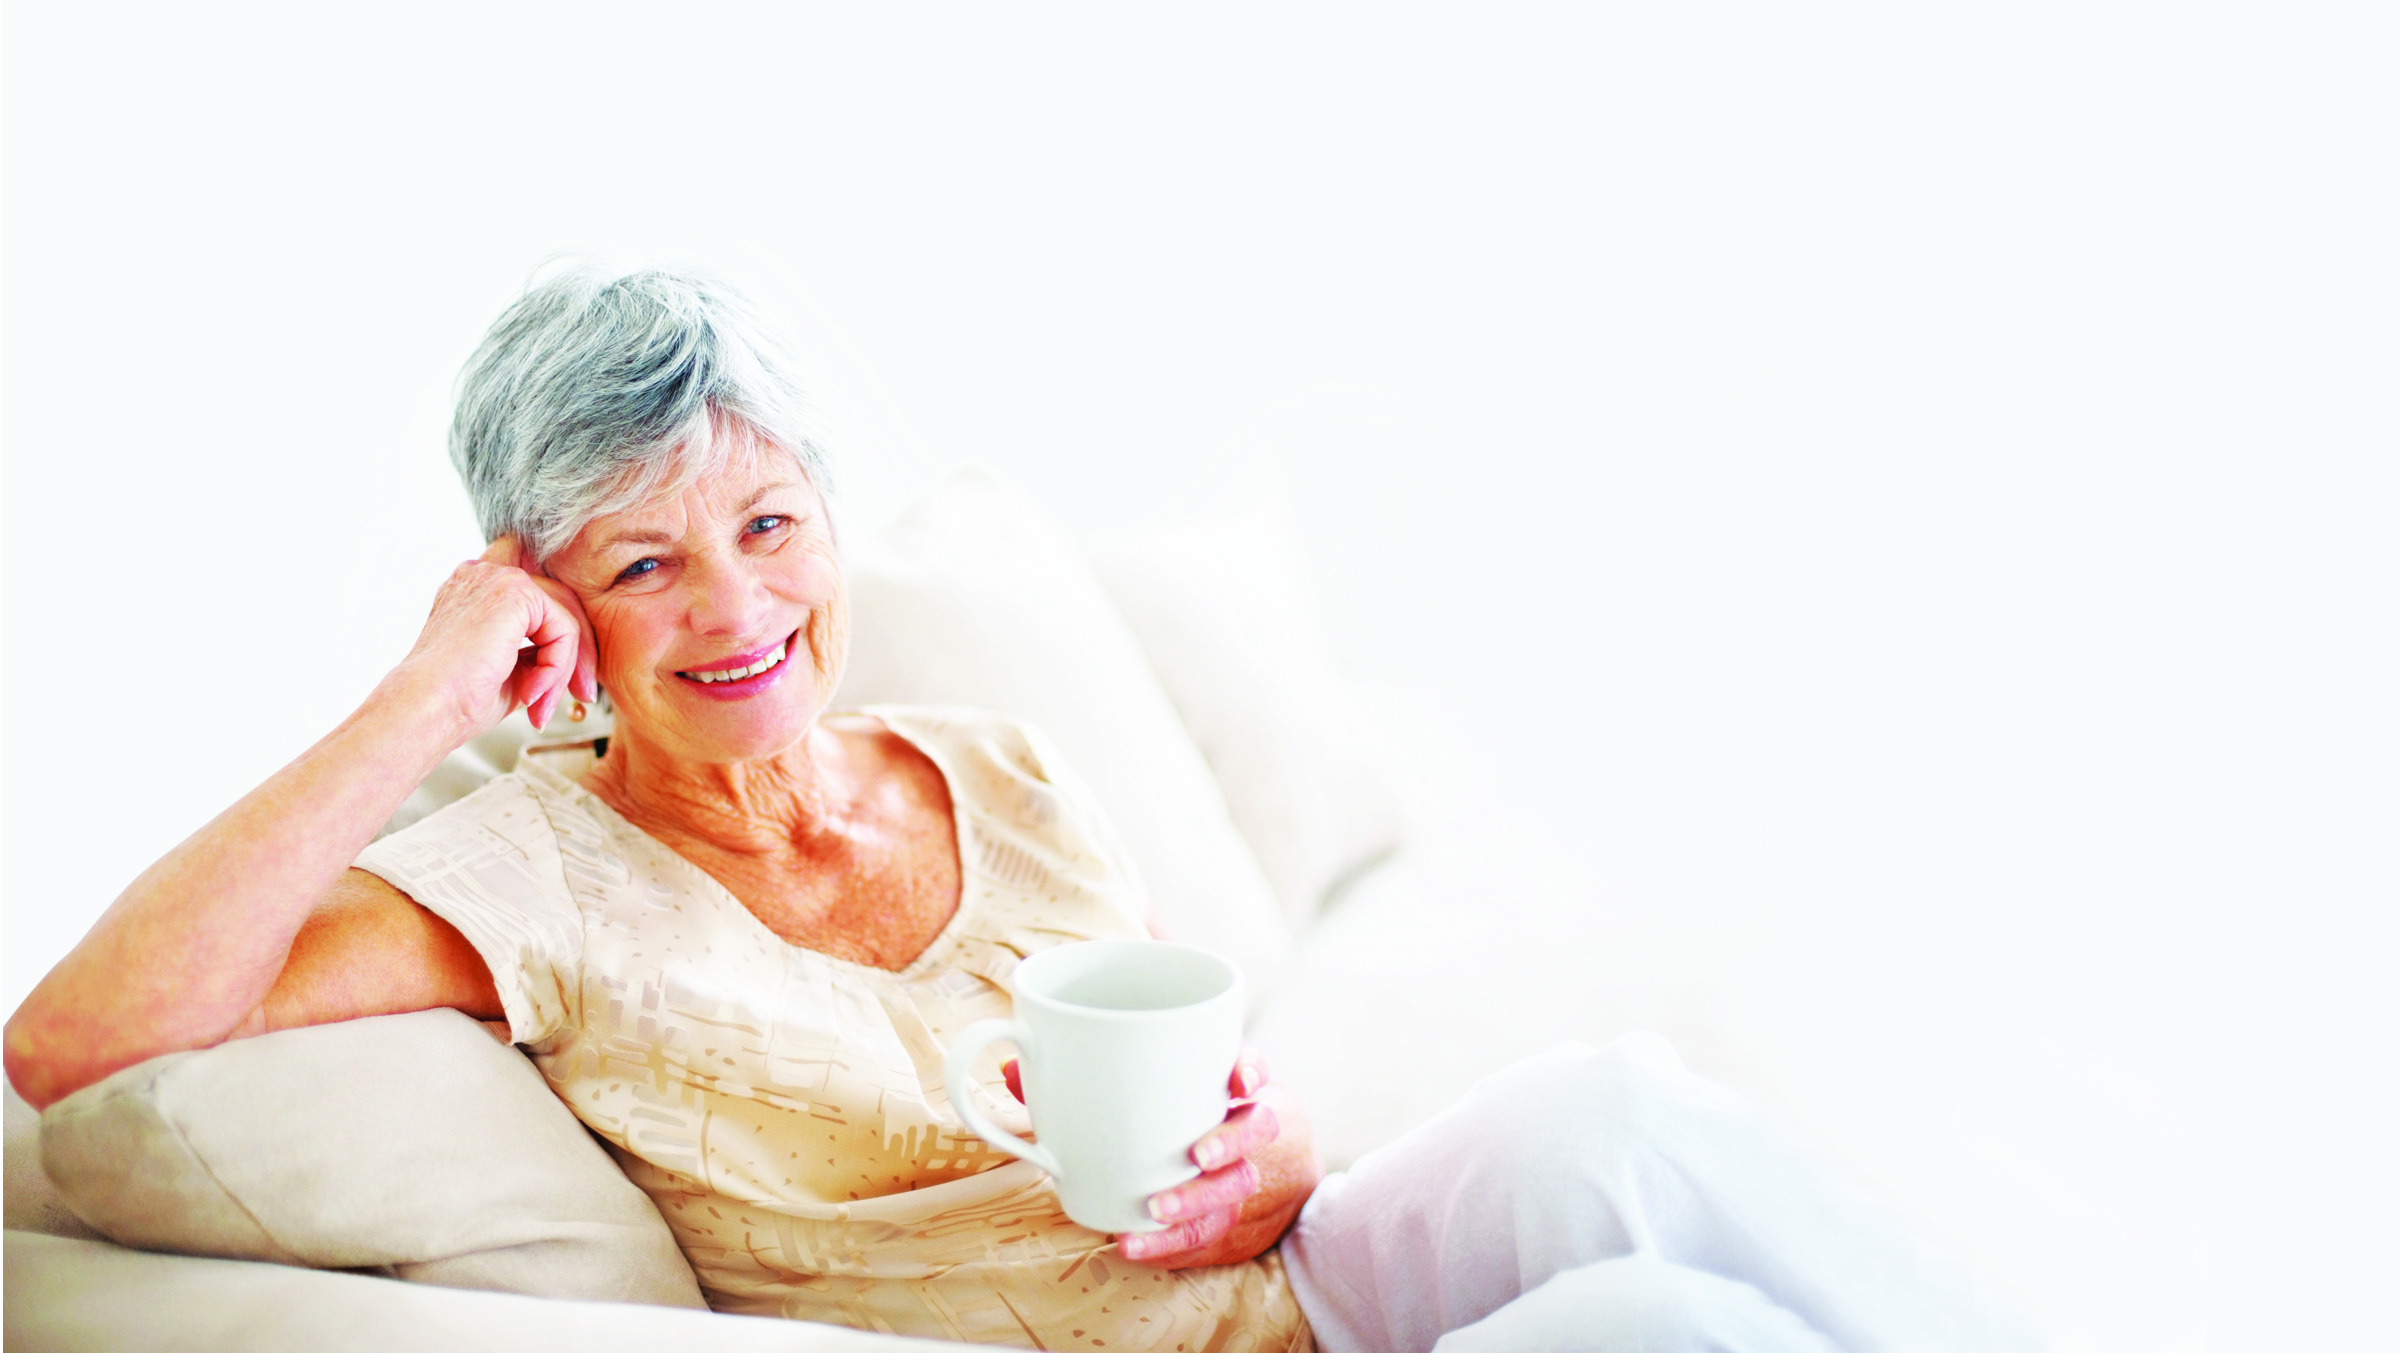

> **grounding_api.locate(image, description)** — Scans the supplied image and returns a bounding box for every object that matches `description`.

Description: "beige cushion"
[1092,499,1408,930]
[5,1231,953,1353]
[37,1009,706,1308]
[836,467,1293,1006]
[5,1080,102,1241]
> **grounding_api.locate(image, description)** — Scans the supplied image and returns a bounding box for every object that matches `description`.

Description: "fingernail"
[1149,1193,1181,1223]
[1193,1141,1222,1171]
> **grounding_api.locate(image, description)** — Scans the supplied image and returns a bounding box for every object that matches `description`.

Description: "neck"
[583,719,852,857]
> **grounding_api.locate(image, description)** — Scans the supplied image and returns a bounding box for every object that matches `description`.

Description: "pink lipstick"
[673,631,800,701]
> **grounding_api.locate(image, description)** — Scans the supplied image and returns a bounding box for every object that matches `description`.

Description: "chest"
[682,822,962,971]
[588,729,969,972]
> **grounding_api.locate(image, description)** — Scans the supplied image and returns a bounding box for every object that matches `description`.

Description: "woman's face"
[543,444,845,765]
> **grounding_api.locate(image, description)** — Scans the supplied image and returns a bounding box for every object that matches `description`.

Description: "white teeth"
[683,638,791,683]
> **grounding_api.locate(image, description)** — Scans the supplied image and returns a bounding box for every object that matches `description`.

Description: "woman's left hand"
[1011,1049,1324,1268]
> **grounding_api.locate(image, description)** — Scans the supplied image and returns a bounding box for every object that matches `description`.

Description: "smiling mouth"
[676,634,795,685]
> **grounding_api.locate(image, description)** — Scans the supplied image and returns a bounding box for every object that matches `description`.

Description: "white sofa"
[4,470,1754,1351]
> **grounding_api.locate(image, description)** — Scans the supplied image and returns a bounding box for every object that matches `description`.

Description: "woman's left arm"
[1121,1053,1324,1268]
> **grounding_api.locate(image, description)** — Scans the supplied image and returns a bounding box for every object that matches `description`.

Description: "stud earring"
[569,700,588,723]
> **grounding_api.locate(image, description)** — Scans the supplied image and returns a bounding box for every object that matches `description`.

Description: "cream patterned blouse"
[355,705,1309,1351]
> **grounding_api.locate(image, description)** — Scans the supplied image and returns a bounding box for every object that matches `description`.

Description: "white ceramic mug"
[943,940,1243,1234]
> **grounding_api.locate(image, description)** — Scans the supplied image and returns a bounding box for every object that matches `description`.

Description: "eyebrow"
[590,482,804,553]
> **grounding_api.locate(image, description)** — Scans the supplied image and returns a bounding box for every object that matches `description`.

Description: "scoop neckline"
[512,707,981,982]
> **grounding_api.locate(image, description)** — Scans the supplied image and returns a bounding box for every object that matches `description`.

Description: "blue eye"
[747,515,788,535]
[616,558,659,583]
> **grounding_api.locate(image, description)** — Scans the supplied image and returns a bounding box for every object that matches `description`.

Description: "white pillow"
[1091,500,1407,931]
[835,468,1292,1008]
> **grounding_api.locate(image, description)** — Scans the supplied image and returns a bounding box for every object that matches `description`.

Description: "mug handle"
[943,1018,1061,1177]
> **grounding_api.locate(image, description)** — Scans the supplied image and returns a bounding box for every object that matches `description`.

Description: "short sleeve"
[1008,717,1155,934]
[353,775,585,1050]
[859,704,1155,937]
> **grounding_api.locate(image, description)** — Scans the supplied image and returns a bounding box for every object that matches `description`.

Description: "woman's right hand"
[397,535,599,740]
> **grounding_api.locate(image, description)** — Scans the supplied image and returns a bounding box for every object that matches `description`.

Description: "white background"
[3,5,2393,1349]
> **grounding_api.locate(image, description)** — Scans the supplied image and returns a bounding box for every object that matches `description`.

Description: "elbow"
[4,1002,78,1111]
[7,961,279,1112]
[7,985,267,1111]
[2,987,158,1112]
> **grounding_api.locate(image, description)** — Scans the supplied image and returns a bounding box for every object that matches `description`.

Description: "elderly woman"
[6,272,2037,1353]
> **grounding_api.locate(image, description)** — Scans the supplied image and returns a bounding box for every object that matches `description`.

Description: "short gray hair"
[450,268,831,560]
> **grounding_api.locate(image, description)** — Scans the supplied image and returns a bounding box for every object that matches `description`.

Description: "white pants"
[1281,1036,2047,1353]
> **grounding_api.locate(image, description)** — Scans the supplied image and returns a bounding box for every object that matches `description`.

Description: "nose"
[684,548,777,641]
